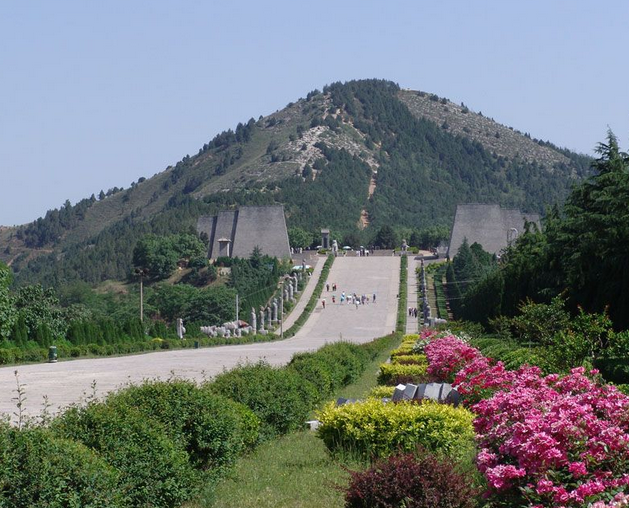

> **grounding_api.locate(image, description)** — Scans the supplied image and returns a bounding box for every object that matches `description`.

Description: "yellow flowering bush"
[316,399,474,458]
[366,385,395,399]
[378,362,427,385]
[391,354,427,365]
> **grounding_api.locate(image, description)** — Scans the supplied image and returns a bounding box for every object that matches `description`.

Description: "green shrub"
[288,342,370,398]
[287,353,334,398]
[378,362,427,385]
[366,385,395,399]
[0,348,15,365]
[53,402,198,508]
[209,361,318,440]
[613,383,629,396]
[0,424,124,508]
[317,399,475,459]
[391,354,426,365]
[107,380,260,472]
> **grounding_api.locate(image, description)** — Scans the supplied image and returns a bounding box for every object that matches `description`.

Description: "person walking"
[322,299,326,309]
[373,293,376,303]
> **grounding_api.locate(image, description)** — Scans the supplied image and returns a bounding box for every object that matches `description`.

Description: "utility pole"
[134,267,149,323]
[235,294,239,322]
[280,282,284,340]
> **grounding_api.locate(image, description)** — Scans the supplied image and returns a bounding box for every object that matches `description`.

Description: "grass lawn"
[187,335,400,508]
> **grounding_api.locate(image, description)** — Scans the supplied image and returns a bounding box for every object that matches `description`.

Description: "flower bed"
[421,332,629,507]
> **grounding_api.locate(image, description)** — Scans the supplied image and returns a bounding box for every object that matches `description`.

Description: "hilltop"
[0,79,592,286]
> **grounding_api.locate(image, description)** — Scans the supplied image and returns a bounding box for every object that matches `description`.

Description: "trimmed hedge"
[397,255,408,332]
[377,362,428,385]
[0,424,124,508]
[366,385,396,399]
[0,332,288,366]
[391,354,427,365]
[317,399,475,459]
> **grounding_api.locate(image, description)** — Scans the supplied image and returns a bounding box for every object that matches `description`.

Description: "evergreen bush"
[53,402,198,508]
[0,424,124,508]
[317,399,475,459]
[209,361,318,440]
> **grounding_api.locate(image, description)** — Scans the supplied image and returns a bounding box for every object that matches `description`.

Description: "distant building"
[197,205,291,260]
[447,204,540,258]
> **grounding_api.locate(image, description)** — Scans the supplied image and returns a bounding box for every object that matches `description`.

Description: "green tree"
[288,227,312,250]
[373,225,398,249]
[0,262,16,341]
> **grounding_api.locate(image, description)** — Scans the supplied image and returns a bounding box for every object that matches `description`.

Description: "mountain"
[0,79,592,287]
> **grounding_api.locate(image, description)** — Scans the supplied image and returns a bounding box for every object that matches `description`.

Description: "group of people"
[321,282,376,309]
[408,307,419,318]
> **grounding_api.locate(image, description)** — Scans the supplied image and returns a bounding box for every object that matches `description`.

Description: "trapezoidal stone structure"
[447,204,540,258]
[197,205,291,260]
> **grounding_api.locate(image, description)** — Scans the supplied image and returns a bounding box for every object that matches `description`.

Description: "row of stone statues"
[194,271,307,339]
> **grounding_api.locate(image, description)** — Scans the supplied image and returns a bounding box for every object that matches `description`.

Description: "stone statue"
[251,308,257,335]
[401,239,408,253]
[272,300,278,323]
[332,239,339,256]
[176,318,186,339]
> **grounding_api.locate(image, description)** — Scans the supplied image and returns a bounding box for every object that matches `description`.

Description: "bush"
[344,449,478,508]
[391,354,426,365]
[209,361,318,440]
[52,402,199,508]
[378,362,428,385]
[0,348,15,365]
[0,424,124,508]
[366,385,395,399]
[317,399,475,459]
[106,380,260,472]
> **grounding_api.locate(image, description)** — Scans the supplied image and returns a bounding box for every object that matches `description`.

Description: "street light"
[134,267,149,322]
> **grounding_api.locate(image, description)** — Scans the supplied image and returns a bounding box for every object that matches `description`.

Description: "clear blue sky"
[2,0,628,226]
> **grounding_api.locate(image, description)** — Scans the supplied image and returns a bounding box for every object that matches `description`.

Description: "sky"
[1,0,628,226]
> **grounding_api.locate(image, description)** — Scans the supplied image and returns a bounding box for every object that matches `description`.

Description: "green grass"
[190,334,401,508]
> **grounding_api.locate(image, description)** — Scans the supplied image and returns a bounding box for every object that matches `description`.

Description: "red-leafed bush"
[344,449,478,508]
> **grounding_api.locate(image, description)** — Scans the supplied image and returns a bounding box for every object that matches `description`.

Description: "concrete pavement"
[0,256,401,421]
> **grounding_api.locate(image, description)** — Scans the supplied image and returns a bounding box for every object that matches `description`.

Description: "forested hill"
[0,79,592,287]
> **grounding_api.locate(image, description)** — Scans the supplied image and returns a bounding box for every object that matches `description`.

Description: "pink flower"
[568,461,588,477]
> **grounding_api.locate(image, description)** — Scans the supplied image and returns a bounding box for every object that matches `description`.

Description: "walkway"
[0,256,401,421]
[274,255,324,333]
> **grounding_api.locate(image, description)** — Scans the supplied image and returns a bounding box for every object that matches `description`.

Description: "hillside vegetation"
[0,79,591,286]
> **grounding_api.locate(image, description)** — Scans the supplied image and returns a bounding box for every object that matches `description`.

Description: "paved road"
[0,256,400,421]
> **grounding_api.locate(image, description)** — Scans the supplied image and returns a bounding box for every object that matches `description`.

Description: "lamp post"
[134,267,149,323]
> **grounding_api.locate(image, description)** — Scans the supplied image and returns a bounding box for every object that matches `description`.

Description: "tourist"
[373,293,376,303]
[322,299,326,309]
[326,283,330,291]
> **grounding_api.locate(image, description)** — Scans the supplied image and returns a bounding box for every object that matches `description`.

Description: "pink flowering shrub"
[422,333,629,507]
[424,335,483,383]
[591,492,629,507]
[474,366,629,506]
